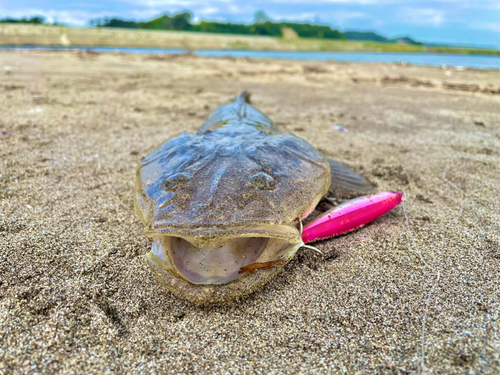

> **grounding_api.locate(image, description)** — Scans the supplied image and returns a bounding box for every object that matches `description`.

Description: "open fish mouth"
[147,233,302,285]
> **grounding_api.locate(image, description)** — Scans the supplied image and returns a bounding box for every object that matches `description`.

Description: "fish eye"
[250,172,276,191]
[163,173,190,191]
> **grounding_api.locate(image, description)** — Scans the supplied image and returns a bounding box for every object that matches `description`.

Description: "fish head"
[134,125,330,304]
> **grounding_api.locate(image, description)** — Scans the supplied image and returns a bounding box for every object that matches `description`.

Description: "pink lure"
[302,191,403,243]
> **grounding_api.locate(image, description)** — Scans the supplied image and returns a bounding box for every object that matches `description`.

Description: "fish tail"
[236,91,251,104]
[198,91,282,135]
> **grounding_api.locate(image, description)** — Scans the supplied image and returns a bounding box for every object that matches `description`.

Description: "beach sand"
[1,50,499,373]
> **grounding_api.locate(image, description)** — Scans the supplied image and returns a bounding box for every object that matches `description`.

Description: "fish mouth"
[148,233,301,285]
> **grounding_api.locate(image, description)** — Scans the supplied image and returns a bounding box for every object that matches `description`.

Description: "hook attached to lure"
[302,191,403,243]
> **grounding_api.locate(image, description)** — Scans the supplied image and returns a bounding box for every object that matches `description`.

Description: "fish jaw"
[145,226,303,304]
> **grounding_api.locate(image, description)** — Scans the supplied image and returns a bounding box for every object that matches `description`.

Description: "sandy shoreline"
[1,50,499,373]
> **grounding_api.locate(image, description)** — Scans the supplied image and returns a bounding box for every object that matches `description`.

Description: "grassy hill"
[345,31,422,45]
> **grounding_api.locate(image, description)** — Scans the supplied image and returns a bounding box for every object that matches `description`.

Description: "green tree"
[171,12,192,30]
[0,16,46,24]
[254,11,271,24]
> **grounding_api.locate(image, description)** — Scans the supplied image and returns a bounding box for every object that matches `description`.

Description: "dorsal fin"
[197,92,282,135]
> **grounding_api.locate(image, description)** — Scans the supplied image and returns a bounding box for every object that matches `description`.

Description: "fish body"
[134,93,370,304]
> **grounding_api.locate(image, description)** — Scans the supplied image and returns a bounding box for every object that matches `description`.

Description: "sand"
[0,50,499,374]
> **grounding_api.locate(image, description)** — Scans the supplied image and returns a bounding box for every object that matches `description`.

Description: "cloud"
[472,22,500,33]
[269,10,367,26]
[328,11,367,26]
[117,0,232,7]
[116,0,401,7]
[486,23,500,32]
[197,7,220,16]
[398,8,445,27]
[266,0,386,3]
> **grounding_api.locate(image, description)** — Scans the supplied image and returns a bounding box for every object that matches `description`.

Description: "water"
[2,45,500,69]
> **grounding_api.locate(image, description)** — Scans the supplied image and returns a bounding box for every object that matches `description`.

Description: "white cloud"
[329,10,367,26]
[486,23,500,32]
[472,22,500,32]
[269,0,398,3]
[269,10,366,26]
[272,11,318,22]
[116,0,402,7]
[119,0,197,6]
[117,0,232,7]
[398,8,445,27]
[268,0,475,3]
[198,7,220,16]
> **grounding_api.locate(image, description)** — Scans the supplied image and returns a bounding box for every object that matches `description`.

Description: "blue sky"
[1,0,500,47]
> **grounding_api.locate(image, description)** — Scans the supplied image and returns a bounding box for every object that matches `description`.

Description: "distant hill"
[91,13,346,40]
[344,31,387,43]
[345,31,422,45]
[2,13,424,46]
[94,14,423,45]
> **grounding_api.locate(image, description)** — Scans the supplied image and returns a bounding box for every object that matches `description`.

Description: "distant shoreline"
[1,24,500,56]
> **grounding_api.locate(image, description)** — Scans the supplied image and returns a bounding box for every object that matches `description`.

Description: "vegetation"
[344,31,422,45]
[90,11,346,40]
[0,16,47,24]
[0,16,65,26]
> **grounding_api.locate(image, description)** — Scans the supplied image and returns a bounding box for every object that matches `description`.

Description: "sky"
[1,0,500,47]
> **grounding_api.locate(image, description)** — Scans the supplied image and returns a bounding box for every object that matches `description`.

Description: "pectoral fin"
[327,159,373,199]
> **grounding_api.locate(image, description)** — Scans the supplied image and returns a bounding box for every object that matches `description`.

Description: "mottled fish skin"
[135,94,330,241]
[134,93,331,304]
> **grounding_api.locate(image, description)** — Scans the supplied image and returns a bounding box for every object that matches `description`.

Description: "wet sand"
[1,50,499,373]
